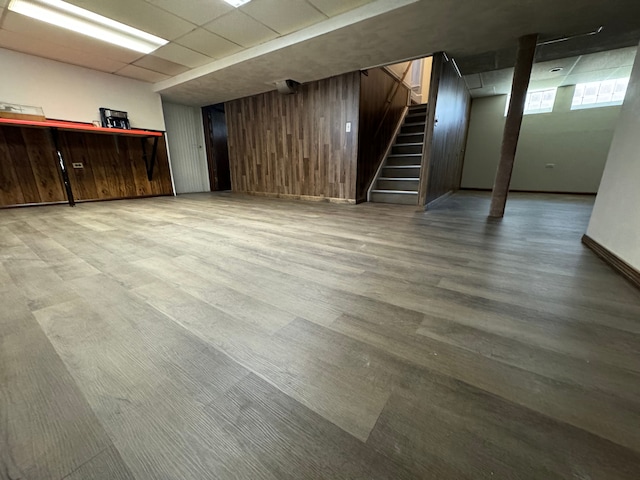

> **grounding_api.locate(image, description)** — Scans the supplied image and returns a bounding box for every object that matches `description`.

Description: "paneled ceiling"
[1,0,640,105]
[465,46,638,97]
[0,0,376,83]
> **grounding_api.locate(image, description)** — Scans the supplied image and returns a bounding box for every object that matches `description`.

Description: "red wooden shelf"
[0,117,163,137]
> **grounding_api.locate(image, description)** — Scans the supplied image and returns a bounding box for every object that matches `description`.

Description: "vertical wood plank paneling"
[60,133,99,200]
[0,125,66,206]
[225,72,359,202]
[0,127,28,206]
[22,129,66,203]
[357,68,410,202]
[420,54,472,206]
[0,126,173,207]
[162,102,210,194]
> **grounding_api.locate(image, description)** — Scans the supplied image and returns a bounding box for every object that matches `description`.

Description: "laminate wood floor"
[2,191,640,479]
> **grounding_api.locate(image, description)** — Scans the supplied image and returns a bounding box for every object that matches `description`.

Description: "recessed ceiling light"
[549,67,564,73]
[222,0,252,7]
[8,0,168,54]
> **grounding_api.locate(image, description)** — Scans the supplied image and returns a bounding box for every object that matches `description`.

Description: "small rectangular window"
[571,78,629,109]
[504,88,557,116]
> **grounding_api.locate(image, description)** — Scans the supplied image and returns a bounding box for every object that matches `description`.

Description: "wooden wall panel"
[60,132,173,202]
[225,72,360,202]
[357,68,410,202]
[420,54,472,206]
[0,125,66,206]
[0,125,172,207]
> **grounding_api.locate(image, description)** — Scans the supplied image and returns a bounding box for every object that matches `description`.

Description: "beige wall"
[385,57,432,104]
[0,48,165,130]
[461,85,622,193]
[587,41,640,270]
[385,61,411,82]
[421,56,432,101]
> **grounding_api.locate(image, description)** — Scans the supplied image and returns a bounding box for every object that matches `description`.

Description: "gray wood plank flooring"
[1,191,640,479]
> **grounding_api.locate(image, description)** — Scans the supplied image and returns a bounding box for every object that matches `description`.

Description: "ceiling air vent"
[275,79,300,95]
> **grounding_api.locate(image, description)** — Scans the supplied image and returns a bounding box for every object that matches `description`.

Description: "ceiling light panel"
[223,0,251,7]
[8,0,168,53]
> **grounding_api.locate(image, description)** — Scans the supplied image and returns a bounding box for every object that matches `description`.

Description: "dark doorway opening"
[202,103,231,191]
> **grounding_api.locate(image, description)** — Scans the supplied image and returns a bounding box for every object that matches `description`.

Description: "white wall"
[587,43,640,270]
[0,48,165,130]
[162,102,210,194]
[461,86,621,193]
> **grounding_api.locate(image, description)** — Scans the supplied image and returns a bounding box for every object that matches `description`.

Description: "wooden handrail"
[372,63,412,139]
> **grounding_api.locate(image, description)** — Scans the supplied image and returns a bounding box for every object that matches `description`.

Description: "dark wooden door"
[202,104,231,191]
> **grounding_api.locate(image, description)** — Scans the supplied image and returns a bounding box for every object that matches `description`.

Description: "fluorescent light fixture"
[8,0,168,54]
[222,0,252,7]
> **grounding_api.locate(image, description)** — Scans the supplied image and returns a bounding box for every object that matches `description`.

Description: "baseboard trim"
[237,191,356,205]
[0,193,173,209]
[582,234,640,290]
[460,188,597,196]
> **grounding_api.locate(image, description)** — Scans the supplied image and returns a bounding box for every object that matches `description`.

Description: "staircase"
[369,104,427,205]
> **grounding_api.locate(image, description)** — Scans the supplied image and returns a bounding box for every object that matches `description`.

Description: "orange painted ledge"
[0,117,163,137]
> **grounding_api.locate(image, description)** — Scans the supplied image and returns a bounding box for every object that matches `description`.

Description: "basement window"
[504,88,557,116]
[571,78,629,109]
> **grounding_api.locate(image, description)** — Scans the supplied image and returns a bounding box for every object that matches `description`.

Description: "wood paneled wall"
[225,72,360,202]
[60,132,173,201]
[420,54,472,207]
[0,126,67,205]
[357,68,410,202]
[0,125,173,207]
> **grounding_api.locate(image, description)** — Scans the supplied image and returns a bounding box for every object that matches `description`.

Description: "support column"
[489,34,538,218]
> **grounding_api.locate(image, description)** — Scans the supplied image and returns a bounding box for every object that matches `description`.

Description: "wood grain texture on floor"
[1,191,640,479]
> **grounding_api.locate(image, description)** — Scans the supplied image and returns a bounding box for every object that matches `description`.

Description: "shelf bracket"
[141,136,159,181]
[50,127,75,207]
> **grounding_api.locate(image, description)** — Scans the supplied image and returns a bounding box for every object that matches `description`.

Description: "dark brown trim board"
[582,234,640,290]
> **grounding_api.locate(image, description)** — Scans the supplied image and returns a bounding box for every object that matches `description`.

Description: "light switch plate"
[346,122,351,133]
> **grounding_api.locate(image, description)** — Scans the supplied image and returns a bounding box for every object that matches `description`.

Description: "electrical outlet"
[545,163,555,168]
[345,122,351,133]
[72,163,84,169]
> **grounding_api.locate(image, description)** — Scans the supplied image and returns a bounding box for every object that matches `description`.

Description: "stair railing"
[366,106,409,202]
[373,63,413,140]
[364,63,413,202]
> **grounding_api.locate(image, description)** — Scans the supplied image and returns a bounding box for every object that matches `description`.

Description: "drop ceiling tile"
[146,0,234,26]
[468,86,497,98]
[65,0,196,40]
[612,65,634,78]
[115,64,171,83]
[133,55,190,76]
[530,56,579,80]
[2,12,142,63]
[240,0,327,35]
[176,28,243,59]
[463,73,482,90]
[0,29,127,73]
[569,47,637,75]
[204,10,279,48]
[307,0,373,17]
[152,43,213,68]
